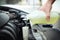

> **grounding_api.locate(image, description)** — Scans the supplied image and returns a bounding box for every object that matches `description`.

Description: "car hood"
[0,4,34,13]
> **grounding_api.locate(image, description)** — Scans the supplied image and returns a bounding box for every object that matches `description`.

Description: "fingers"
[46,13,50,22]
[46,15,50,22]
[40,6,51,22]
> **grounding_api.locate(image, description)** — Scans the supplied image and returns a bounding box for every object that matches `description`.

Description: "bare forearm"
[40,0,56,21]
[46,0,56,5]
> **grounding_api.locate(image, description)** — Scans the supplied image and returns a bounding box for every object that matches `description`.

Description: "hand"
[40,3,52,21]
[46,13,50,21]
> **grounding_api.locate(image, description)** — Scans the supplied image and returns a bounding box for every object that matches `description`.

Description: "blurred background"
[0,0,60,12]
[0,0,41,5]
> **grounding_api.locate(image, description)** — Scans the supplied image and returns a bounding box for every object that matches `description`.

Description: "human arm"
[40,0,56,21]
